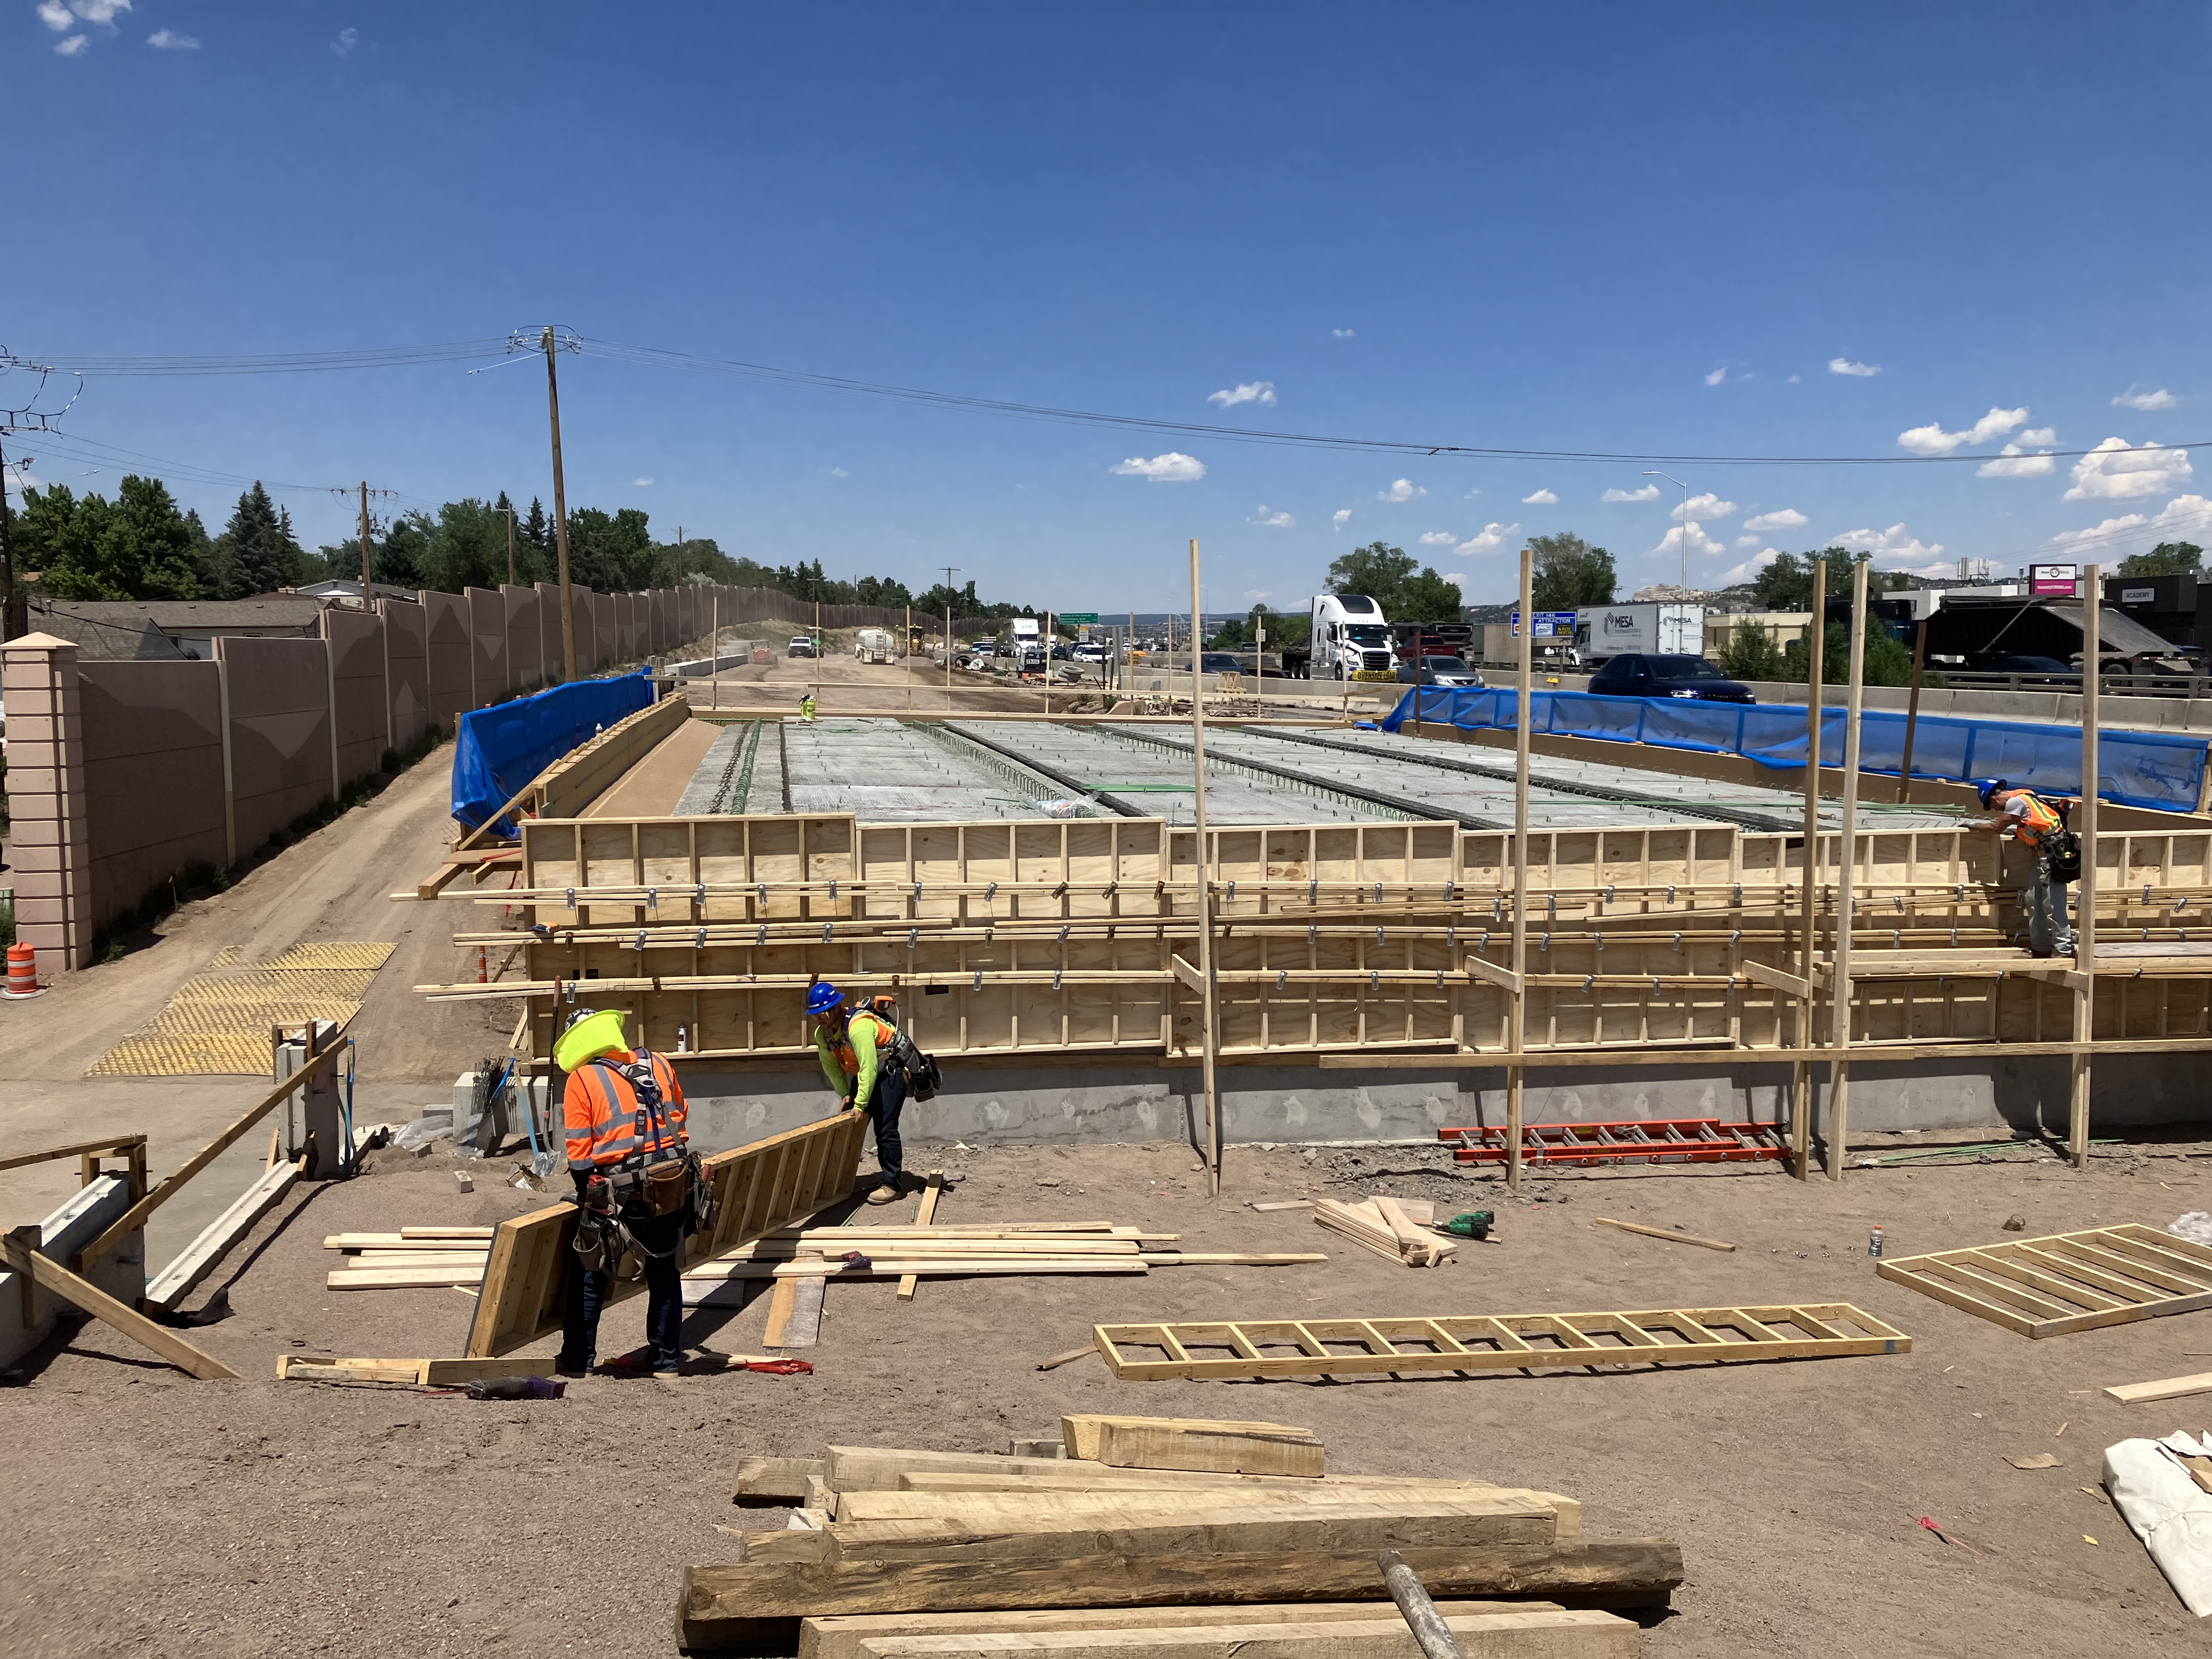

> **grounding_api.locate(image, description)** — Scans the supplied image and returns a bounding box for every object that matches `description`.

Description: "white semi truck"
[854,627,897,664]
[1572,603,1705,662]
[1309,593,1395,679]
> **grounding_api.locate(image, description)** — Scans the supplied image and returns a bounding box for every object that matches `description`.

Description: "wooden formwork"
[416,813,2212,1068]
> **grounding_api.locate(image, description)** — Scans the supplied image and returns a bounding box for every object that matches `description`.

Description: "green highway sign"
[1058,611,1099,624]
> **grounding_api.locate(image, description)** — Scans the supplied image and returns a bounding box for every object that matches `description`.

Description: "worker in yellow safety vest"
[1972,777,2078,958]
[809,980,907,1204]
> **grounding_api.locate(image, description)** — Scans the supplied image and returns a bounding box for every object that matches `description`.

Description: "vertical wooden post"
[1412,627,1424,736]
[1828,558,1870,1179]
[1507,545,1534,1193]
[2072,565,2101,1168]
[710,595,721,712]
[1189,540,1222,1194]
[1792,561,1827,1180]
[1045,611,1054,716]
[1896,617,1929,803]
[542,327,578,683]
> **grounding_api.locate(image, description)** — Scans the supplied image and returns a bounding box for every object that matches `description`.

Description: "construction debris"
[1314,1199,1457,1268]
[1589,1218,1737,1254]
[686,1431,1671,1651]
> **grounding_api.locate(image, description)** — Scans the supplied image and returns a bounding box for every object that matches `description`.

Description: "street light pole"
[1644,470,1691,593]
[941,565,959,710]
[542,326,578,682]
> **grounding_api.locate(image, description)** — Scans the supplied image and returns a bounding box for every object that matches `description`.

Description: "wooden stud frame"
[1875,1222,2212,1338]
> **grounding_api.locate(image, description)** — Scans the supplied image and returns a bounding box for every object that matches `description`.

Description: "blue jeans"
[2028,853,2074,957]
[558,1205,688,1372]
[865,1061,906,1187]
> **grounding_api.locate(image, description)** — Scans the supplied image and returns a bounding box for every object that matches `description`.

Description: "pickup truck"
[787,635,817,658]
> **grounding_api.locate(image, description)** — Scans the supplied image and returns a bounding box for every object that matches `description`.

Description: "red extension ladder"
[1438,1118,1788,1168]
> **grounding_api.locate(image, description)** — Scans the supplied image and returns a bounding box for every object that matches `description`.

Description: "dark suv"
[1587,653,1754,703]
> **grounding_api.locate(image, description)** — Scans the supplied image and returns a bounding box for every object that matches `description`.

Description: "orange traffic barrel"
[3,942,42,999]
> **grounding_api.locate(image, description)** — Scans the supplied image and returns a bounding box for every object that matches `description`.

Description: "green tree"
[376,510,432,588]
[1324,541,1462,620]
[1753,548,1909,611]
[207,483,303,598]
[1527,532,1616,608]
[2119,541,2204,577]
[420,498,512,592]
[1716,619,1786,682]
[1780,620,1923,688]
[1397,567,1464,622]
[14,484,109,597]
[28,475,204,600]
[565,507,654,591]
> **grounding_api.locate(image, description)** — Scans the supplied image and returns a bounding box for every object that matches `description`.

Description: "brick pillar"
[2,633,92,972]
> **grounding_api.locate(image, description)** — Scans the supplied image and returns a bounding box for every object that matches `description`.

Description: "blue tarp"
[1380,687,2209,814]
[451,672,656,838]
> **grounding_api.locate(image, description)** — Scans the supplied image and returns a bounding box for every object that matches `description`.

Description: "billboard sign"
[1510,610,1579,637]
[2029,563,2079,597]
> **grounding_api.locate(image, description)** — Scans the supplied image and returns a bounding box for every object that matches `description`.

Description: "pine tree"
[524,496,548,554]
[208,482,302,598]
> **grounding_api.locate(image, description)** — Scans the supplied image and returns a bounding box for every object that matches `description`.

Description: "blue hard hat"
[1977,777,2008,808]
[806,982,844,1016]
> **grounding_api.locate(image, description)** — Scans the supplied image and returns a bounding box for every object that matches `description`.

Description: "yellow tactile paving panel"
[86,941,396,1076]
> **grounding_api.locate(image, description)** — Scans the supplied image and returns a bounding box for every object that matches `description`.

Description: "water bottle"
[1868,1226,1884,1259]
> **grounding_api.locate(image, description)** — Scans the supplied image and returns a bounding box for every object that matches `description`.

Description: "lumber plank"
[0,1232,239,1381]
[0,1133,146,1175]
[852,1611,1639,1659]
[781,1276,826,1349]
[679,1540,1686,1650]
[1372,1197,1436,1267]
[326,1233,494,1250]
[1139,1254,1329,1267]
[276,1355,553,1384]
[1094,1420,1325,1479]
[737,1455,831,1503]
[1589,1218,1736,1254]
[1061,1416,1313,1462]
[833,1490,1576,1535]
[884,1472,1578,1531]
[328,1263,492,1290]
[898,1170,945,1304]
[2105,1370,2212,1405]
[800,1602,1567,1659]
[822,1498,1556,1562]
[765,1277,802,1347]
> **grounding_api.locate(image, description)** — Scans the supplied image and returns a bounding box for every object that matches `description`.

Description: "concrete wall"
[423,590,472,732]
[381,597,430,753]
[0,1176,143,1372]
[323,608,386,787]
[596,589,616,668]
[218,635,333,855]
[77,658,227,938]
[535,580,565,684]
[465,586,507,708]
[503,584,543,691]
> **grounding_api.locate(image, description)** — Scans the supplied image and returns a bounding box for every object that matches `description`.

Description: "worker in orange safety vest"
[1972,777,2078,958]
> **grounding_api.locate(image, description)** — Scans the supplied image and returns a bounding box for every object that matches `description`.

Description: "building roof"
[20,600,187,661]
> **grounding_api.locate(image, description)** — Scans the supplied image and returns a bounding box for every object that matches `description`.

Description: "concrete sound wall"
[503,584,543,691]
[322,607,387,788]
[76,658,227,941]
[217,635,334,857]
[381,597,430,754]
[424,590,473,730]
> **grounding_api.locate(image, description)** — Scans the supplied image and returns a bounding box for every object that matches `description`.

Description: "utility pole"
[542,326,578,681]
[1189,538,1221,1195]
[942,565,959,709]
[358,482,374,607]
[0,436,21,640]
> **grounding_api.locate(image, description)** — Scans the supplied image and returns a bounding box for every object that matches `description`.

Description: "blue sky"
[7,3,2210,612]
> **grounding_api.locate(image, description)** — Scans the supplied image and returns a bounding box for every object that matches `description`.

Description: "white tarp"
[2105,1431,2212,1615]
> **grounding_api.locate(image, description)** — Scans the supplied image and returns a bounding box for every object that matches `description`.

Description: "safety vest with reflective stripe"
[1999,789,2064,849]
[563,1048,687,1172]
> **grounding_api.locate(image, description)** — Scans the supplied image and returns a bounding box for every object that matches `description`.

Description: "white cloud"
[1521,488,1558,505]
[2051,494,2212,551]
[1672,492,1737,523]
[1111,452,1205,482]
[1243,589,1272,601]
[146,26,195,48]
[1717,549,1784,584]
[1456,522,1520,556]
[1207,380,1276,409]
[827,466,849,478]
[1897,406,2029,454]
[1417,531,1457,546]
[1976,443,2056,479]
[2,464,44,500]
[67,0,130,22]
[1829,357,1881,377]
[1331,508,1350,530]
[53,31,87,52]
[2063,436,2193,501]
[1252,505,1295,528]
[331,26,358,56]
[1735,534,1762,548]
[1741,507,1807,533]
[1601,484,1661,503]
[631,477,654,487]
[1331,328,1355,338]
[1833,522,1946,563]
[2113,385,2177,411]
[1436,571,1466,587]
[1377,478,1425,503]
[1704,366,1729,387]
[36,1,71,27]
[1651,522,1730,561]
[1786,374,1801,383]
[2020,427,2056,445]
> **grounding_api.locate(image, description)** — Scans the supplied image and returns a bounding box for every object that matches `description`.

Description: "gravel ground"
[5,1136,2212,1657]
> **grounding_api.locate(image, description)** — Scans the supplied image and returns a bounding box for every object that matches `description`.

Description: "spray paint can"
[1868,1225,1884,1259]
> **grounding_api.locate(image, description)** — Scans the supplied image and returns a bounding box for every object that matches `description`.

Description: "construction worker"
[554,1006,693,1376]
[809,981,907,1204]
[799,691,817,721]
[1972,777,2078,958]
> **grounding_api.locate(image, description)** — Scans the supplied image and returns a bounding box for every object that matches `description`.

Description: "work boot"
[865,1183,902,1205]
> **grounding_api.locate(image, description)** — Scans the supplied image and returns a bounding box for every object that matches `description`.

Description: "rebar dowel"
[1378,1549,1468,1659]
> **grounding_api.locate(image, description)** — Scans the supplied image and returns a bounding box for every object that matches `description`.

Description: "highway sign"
[1059,611,1099,624]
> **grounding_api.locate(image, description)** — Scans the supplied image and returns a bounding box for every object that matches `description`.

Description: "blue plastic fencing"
[1380,686,2209,814]
[450,671,657,838]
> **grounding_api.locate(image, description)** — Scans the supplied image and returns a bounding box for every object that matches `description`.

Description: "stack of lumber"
[327,1222,1325,1295]
[686,1426,1675,1652]
[1314,1198,1457,1268]
[324,1227,493,1290]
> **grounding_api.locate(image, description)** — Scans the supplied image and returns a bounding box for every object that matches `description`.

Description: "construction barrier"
[450,671,656,837]
[1383,686,2210,814]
